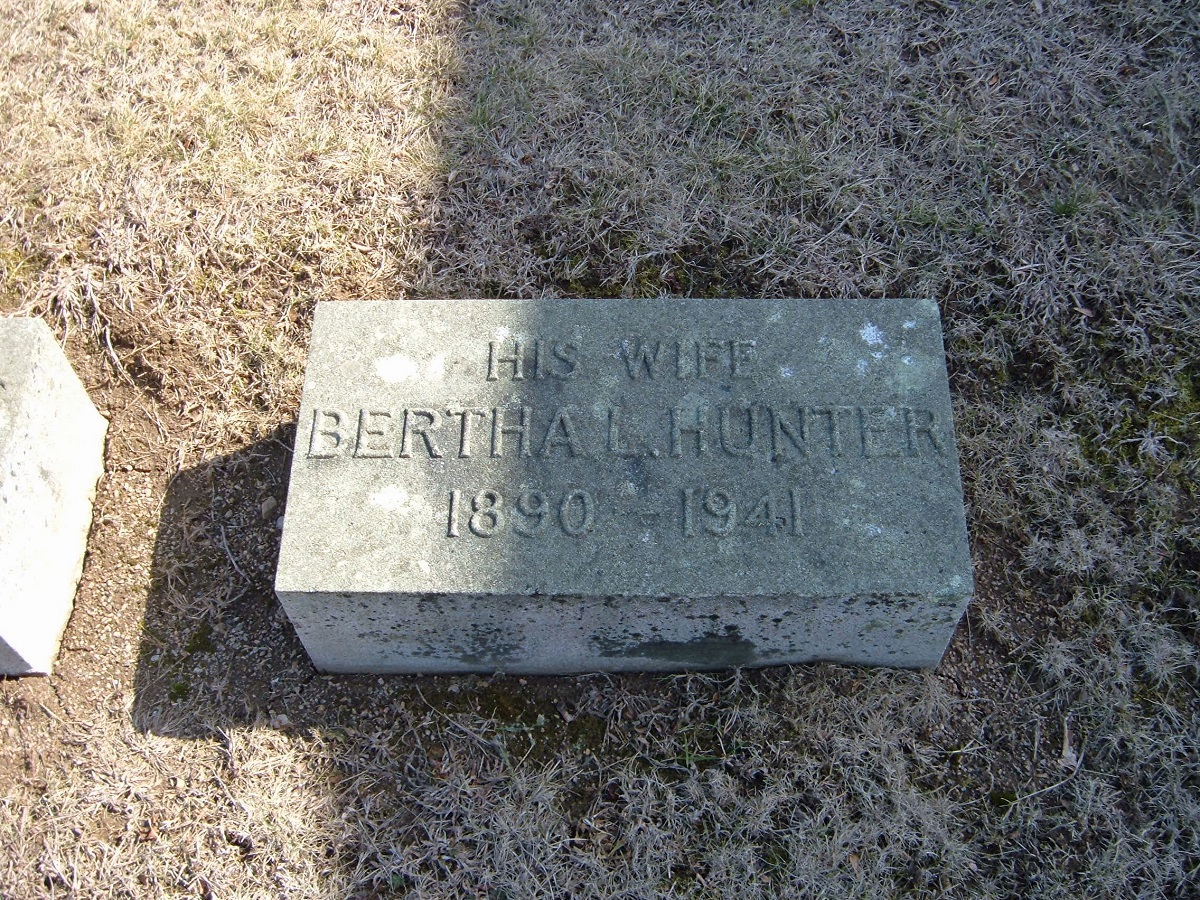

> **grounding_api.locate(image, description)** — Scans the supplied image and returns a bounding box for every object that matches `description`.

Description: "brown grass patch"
[1,0,1198,896]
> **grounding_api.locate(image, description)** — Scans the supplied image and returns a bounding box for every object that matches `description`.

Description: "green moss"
[185,620,216,655]
[473,682,543,723]
[398,682,617,772]
[1079,370,1199,479]
[988,789,1018,809]
[565,713,606,752]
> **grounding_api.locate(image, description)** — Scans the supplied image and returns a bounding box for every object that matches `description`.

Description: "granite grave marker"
[0,318,107,675]
[276,298,973,673]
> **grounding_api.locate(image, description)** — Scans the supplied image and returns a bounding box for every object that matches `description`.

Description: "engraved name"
[306,404,946,461]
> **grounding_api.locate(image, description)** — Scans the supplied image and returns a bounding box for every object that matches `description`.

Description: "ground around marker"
[1,0,1196,894]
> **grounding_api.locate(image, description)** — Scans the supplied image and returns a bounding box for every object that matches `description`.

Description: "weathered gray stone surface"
[276,298,974,673]
[0,318,107,675]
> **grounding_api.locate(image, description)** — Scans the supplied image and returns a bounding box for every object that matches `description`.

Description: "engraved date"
[448,487,597,538]
[681,486,801,536]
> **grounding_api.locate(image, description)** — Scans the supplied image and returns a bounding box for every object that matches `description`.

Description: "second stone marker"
[275,298,974,674]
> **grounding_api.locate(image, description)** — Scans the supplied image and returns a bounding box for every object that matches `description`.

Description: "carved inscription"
[445,485,810,540]
[682,487,802,537]
[487,340,579,381]
[619,338,758,379]
[447,487,597,538]
[306,332,954,543]
[309,404,948,462]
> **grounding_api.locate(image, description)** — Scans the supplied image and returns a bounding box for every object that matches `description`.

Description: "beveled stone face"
[275,298,974,674]
[0,318,107,676]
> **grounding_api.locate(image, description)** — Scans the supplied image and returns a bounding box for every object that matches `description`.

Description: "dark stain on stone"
[406,623,523,667]
[595,627,759,667]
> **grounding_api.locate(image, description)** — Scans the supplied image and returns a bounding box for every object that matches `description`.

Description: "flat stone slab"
[0,318,107,675]
[276,298,974,674]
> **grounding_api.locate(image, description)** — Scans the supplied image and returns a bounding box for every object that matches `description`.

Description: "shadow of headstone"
[131,421,612,739]
[132,424,322,736]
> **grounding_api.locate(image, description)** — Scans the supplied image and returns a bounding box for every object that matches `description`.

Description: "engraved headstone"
[0,318,107,675]
[276,299,974,674]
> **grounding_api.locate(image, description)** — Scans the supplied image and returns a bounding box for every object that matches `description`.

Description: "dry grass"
[1,0,1198,896]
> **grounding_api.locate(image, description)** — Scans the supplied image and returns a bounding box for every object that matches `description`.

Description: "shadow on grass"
[129,420,634,741]
[132,424,313,736]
